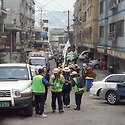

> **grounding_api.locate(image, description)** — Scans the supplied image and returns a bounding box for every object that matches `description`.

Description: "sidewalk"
[94,69,110,81]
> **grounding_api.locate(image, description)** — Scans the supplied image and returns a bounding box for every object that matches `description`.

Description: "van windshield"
[0,67,29,80]
[29,59,46,66]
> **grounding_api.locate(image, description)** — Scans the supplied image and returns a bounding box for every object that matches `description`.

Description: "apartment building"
[0,0,7,50]
[73,0,99,59]
[98,0,125,73]
[3,0,35,63]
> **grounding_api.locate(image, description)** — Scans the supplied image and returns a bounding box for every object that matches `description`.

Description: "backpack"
[77,76,84,88]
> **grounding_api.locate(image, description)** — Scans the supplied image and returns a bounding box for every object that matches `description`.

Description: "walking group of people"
[32,52,96,118]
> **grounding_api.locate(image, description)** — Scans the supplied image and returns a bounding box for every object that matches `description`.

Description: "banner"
[63,39,71,58]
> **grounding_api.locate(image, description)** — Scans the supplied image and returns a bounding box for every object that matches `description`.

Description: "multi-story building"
[73,0,99,59]
[3,0,35,63]
[0,0,7,50]
[50,28,67,50]
[98,0,125,73]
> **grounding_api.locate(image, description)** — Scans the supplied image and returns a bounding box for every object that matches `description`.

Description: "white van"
[0,63,33,116]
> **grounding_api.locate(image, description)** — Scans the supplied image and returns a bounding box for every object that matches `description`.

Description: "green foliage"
[0,53,6,64]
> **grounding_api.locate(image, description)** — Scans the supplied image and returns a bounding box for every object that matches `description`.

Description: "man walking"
[50,68,65,113]
[32,68,53,118]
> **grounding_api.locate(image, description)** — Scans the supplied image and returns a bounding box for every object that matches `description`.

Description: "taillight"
[89,61,92,63]
[91,82,93,86]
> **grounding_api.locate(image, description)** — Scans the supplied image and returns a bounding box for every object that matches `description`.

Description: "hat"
[64,67,70,72]
[52,68,60,73]
[75,64,78,66]
[83,63,87,67]
[71,71,77,75]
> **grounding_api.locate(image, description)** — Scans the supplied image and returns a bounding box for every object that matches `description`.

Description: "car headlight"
[14,90,21,97]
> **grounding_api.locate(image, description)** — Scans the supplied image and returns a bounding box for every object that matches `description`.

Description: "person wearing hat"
[71,71,84,110]
[32,68,53,118]
[62,67,72,108]
[50,68,65,113]
[82,63,88,86]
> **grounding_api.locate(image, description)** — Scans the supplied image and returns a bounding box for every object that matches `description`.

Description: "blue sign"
[41,32,47,36]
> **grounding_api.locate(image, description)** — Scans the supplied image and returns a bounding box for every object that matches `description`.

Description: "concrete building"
[49,28,66,50]
[73,0,99,59]
[2,0,35,63]
[0,0,7,50]
[98,0,125,73]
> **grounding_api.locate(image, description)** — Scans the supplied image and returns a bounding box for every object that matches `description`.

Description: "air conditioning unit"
[109,0,118,10]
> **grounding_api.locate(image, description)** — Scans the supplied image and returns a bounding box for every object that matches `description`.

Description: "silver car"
[88,59,100,69]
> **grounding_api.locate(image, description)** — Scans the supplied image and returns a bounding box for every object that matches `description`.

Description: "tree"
[0,53,6,64]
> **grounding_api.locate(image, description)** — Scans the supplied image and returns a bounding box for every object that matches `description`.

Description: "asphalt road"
[0,59,125,125]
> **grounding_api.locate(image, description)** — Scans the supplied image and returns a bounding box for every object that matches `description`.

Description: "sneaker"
[64,105,67,108]
[66,105,70,108]
[39,113,47,118]
[74,107,80,110]
[52,110,56,113]
[36,114,39,117]
[59,110,64,113]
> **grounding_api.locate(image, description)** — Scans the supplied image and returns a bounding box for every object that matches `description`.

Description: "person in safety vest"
[49,68,65,113]
[73,51,78,64]
[62,67,72,108]
[32,68,53,118]
[71,71,84,110]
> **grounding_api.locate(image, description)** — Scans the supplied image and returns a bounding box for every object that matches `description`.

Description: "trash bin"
[85,77,94,91]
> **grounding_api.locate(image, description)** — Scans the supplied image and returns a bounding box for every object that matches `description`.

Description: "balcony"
[109,0,118,10]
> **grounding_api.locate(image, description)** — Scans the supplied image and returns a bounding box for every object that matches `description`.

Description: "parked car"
[88,59,100,69]
[100,82,125,105]
[78,51,94,63]
[78,51,89,60]
[0,63,33,116]
[90,74,125,97]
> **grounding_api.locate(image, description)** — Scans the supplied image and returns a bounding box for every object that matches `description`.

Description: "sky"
[34,0,76,29]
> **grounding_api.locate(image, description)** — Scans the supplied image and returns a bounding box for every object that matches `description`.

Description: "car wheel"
[94,64,100,69]
[106,91,118,105]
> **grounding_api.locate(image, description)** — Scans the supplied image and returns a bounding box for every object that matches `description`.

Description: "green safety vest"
[73,77,84,93]
[32,75,45,93]
[50,74,65,92]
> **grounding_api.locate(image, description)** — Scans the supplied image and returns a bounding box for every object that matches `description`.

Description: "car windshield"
[0,67,29,80]
[29,59,46,66]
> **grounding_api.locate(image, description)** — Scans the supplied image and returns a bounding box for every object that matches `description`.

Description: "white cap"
[52,68,60,73]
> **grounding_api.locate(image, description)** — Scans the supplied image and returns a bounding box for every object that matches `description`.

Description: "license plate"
[0,102,10,107]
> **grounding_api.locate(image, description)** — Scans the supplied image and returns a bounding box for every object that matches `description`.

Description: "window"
[99,26,104,38]
[90,6,93,17]
[105,75,120,82]
[83,12,86,22]
[0,24,2,32]
[83,0,86,5]
[120,76,125,82]
[116,20,124,37]
[100,1,104,14]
